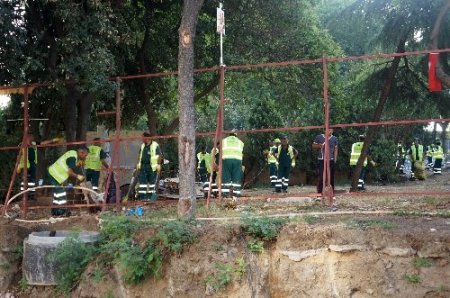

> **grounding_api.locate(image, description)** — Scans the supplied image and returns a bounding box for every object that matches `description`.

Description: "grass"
[404,273,421,284]
[414,257,433,268]
[303,215,324,225]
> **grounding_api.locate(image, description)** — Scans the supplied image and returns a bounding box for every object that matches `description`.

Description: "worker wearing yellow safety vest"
[48,146,88,215]
[210,142,220,196]
[18,134,62,195]
[197,146,211,194]
[265,138,280,189]
[221,131,244,198]
[408,137,425,180]
[432,139,443,174]
[136,131,161,200]
[274,135,298,193]
[85,138,109,192]
[349,135,371,191]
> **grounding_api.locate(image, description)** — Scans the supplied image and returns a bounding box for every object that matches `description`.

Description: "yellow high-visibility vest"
[18,142,38,170]
[197,152,212,173]
[277,145,296,167]
[137,142,160,171]
[85,145,102,171]
[222,136,244,160]
[349,141,367,166]
[48,150,78,184]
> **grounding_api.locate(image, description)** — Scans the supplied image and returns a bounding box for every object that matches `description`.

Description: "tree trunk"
[350,38,406,191]
[177,0,204,219]
[429,0,450,87]
[76,92,93,141]
[63,85,79,145]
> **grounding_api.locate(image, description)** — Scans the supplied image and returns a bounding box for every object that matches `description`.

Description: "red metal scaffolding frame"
[2,47,450,218]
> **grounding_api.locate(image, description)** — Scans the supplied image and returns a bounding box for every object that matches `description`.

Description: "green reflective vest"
[277,145,296,167]
[85,145,102,171]
[18,142,38,170]
[197,152,212,173]
[433,145,443,159]
[222,136,244,160]
[268,146,278,164]
[48,150,78,184]
[410,144,424,162]
[349,141,367,166]
[137,142,160,171]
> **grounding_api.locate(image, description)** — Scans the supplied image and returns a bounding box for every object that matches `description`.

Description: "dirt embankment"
[3,215,449,298]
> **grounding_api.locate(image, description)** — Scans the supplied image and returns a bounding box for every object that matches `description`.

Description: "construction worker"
[396,142,405,173]
[425,144,434,170]
[274,136,298,193]
[85,138,109,192]
[136,131,161,200]
[48,146,88,215]
[312,129,338,194]
[432,139,443,174]
[221,131,244,198]
[17,134,61,195]
[210,142,220,196]
[408,137,425,180]
[197,146,211,194]
[263,139,279,189]
[349,135,369,191]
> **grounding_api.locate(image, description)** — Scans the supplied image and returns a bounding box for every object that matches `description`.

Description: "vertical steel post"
[217,65,225,201]
[114,77,122,212]
[22,87,30,217]
[322,55,332,205]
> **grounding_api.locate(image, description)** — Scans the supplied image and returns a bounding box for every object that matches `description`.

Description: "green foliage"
[303,215,323,225]
[99,218,196,285]
[206,257,247,292]
[404,273,421,284]
[242,216,287,241]
[157,220,197,253]
[18,276,28,291]
[247,240,264,254]
[49,233,97,294]
[414,257,433,268]
[207,262,234,291]
[234,257,247,281]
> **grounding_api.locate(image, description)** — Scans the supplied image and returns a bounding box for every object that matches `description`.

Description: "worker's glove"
[52,137,63,143]
[17,167,22,174]
[156,164,162,173]
[76,175,85,182]
[136,164,141,171]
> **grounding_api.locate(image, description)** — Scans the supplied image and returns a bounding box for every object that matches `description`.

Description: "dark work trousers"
[317,160,335,194]
[269,163,278,188]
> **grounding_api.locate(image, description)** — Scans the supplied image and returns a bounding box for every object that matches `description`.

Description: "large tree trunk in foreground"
[350,38,406,191]
[177,0,204,219]
[429,0,450,87]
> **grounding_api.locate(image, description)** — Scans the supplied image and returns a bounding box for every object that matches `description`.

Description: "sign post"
[217,3,225,66]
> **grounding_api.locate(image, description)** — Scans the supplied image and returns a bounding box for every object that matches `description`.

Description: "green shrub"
[404,273,421,284]
[157,220,197,253]
[414,257,432,268]
[242,216,287,241]
[247,240,264,253]
[49,233,97,294]
[206,262,234,291]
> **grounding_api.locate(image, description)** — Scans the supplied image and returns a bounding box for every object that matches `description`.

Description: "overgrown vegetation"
[48,233,97,294]
[414,257,433,268]
[247,239,264,254]
[404,273,421,284]
[242,216,287,241]
[49,216,198,293]
[205,257,248,292]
